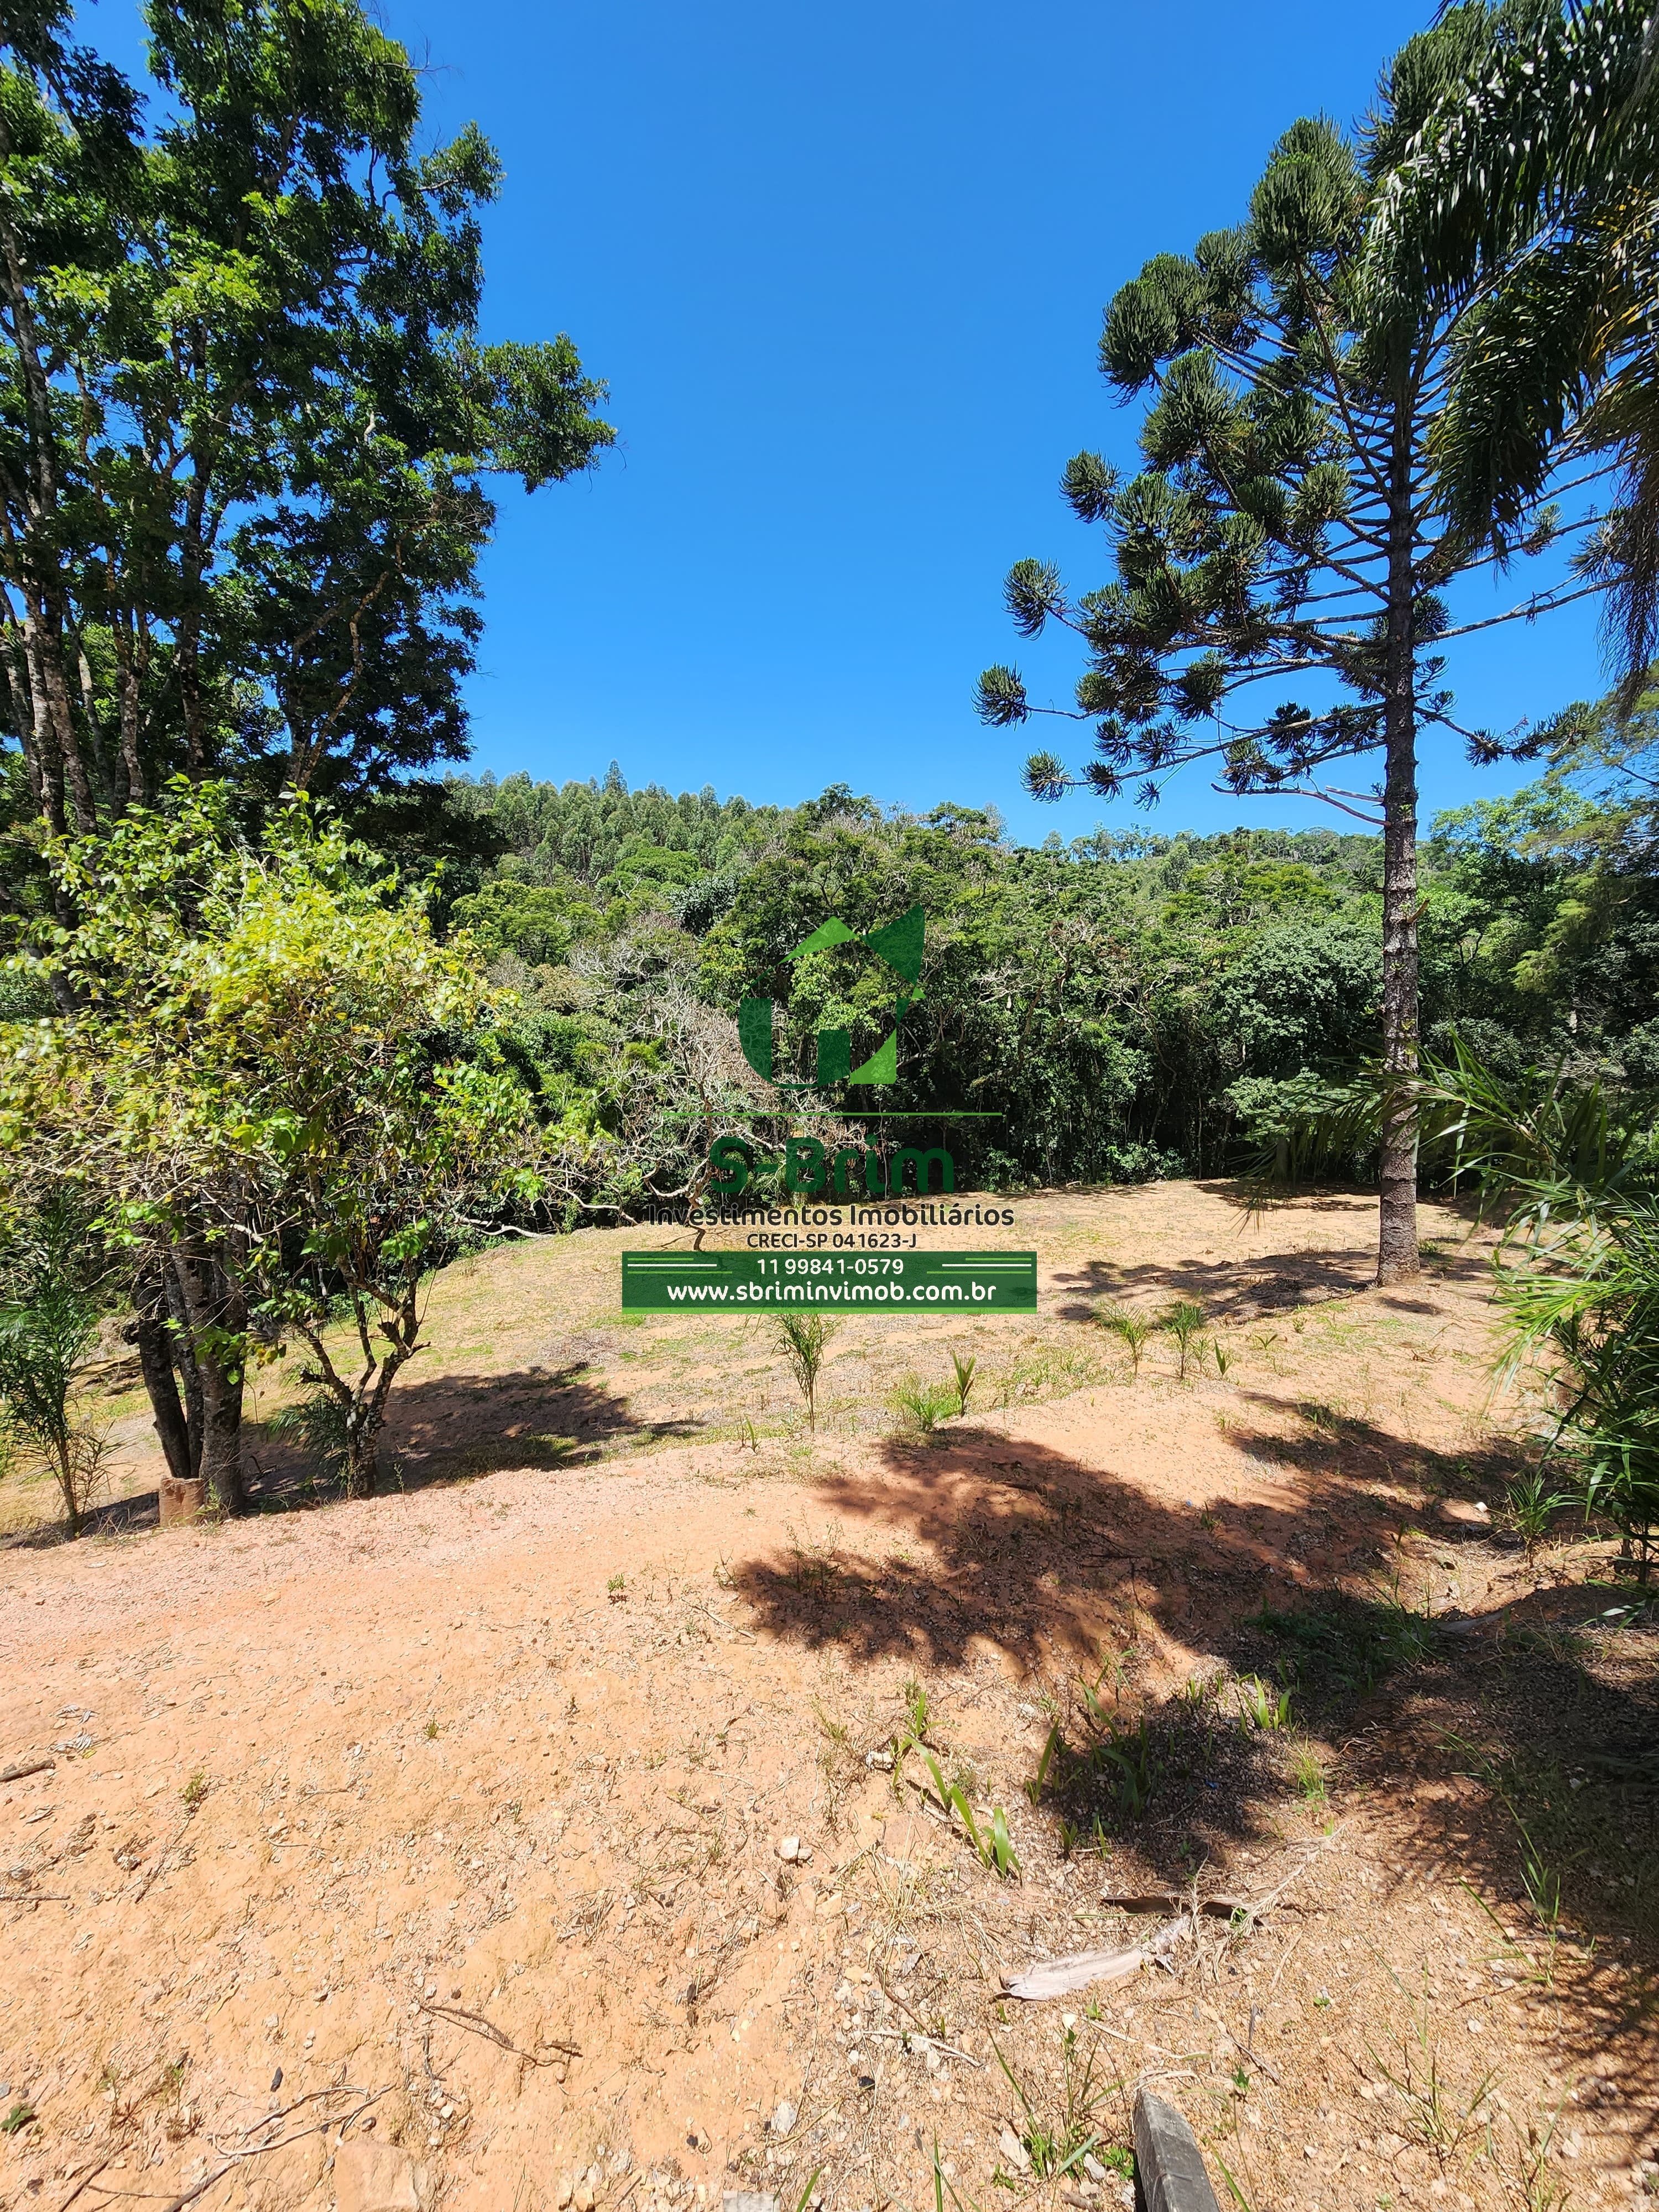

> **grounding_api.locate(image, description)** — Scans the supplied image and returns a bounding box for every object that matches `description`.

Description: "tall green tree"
[976,9,1598,1282]
[0,0,611,854]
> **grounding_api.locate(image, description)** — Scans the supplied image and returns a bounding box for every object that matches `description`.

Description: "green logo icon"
[738,902,924,1089]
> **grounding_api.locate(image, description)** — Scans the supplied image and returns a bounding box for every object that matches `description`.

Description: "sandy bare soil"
[1,1183,1655,2212]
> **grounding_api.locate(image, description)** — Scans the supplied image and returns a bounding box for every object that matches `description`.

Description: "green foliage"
[0,1189,110,1535]
[0,0,612,843]
[948,1348,977,1416]
[1099,1305,1152,1374]
[1162,1299,1206,1380]
[892,1374,956,1438]
[1235,1673,1293,1732]
[921,1752,1020,1879]
[1252,1592,1437,1703]
[0,787,541,1496]
[774,1312,838,1434]
[264,1389,354,1491]
[444,764,1659,1209]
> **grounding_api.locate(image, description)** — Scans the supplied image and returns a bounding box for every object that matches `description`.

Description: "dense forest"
[430,700,1659,1214]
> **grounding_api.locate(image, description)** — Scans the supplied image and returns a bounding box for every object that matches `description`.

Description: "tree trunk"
[196,1343,246,1514]
[171,1245,246,1514]
[1377,419,1422,1288]
[133,1275,194,1490]
[163,1249,205,1477]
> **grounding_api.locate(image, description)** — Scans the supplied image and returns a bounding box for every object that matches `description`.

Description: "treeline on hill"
[434,743,1659,1207]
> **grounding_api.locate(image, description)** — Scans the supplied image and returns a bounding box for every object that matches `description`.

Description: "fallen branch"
[160,2085,392,2210]
[866,2026,984,2070]
[1002,1913,1192,2001]
[1200,1999,1284,2087]
[55,2159,111,2212]
[416,1994,580,2063]
[1,1757,54,1784]
[1006,1833,1340,2002]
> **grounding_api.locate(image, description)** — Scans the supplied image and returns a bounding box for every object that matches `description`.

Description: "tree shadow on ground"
[0,1361,700,1543]
[730,1417,1658,1983]
[1048,1184,1494,1325]
[244,1362,699,1508]
[1047,1246,1488,1327]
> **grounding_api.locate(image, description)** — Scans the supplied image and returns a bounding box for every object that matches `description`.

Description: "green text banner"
[621,1250,1037,1313]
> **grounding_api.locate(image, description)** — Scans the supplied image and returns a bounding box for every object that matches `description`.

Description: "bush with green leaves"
[0,787,542,1505]
[0,1192,110,1536]
[1291,1037,1659,1577]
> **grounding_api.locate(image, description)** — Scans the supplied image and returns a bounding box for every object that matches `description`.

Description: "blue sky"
[90,0,1611,839]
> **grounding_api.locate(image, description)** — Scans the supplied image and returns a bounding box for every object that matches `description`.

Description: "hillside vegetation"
[437,743,1659,1209]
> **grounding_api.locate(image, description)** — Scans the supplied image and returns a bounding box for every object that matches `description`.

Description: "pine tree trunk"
[1377,425,1421,1287]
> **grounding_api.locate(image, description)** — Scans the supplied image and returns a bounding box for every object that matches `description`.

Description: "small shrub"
[265,1390,353,1489]
[949,1349,977,1415]
[1237,1673,1293,1731]
[1164,1300,1206,1380]
[1292,1747,1327,1801]
[1100,1306,1152,1376]
[774,1313,839,1433]
[893,1374,955,1437]
[1506,1470,1567,1552]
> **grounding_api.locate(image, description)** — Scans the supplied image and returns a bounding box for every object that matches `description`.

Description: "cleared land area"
[1,1183,1655,2212]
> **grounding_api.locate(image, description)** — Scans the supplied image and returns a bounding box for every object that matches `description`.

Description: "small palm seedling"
[1025,1720,1065,1805]
[893,1374,955,1438]
[775,1312,839,1433]
[1100,1305,1152,1376]
[1506,1470,1566,1554]
[950,1348,978,1415]
[1212,1337,1234,1378]
[1164,1300,1206,1380]
[886,1678,933,1791]
[1094,1715,1156,1817]
[1237,1673,1293,1731]
[267,1387,355,1490]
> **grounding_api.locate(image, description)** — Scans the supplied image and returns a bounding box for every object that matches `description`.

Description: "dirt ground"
[1,1182,1656,2212]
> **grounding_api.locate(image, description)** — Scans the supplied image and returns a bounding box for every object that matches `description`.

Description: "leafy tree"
[0,0,611,870]
[975,13,1597,1282]
[0,1187,109,1535]
[0,787,541,1504]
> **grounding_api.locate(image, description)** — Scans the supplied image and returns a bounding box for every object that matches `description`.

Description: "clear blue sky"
[88,0,1610,839]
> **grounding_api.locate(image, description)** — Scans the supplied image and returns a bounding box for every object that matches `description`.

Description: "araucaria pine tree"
[977,13,1601,1284]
